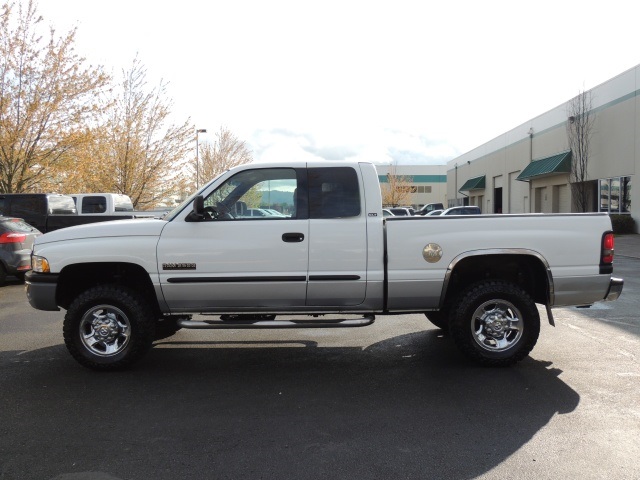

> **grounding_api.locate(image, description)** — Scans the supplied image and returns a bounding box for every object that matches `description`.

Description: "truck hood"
[35,218,167,245]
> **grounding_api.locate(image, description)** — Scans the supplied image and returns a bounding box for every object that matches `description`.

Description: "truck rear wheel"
[449,280,540,366]
[63,285,155,370]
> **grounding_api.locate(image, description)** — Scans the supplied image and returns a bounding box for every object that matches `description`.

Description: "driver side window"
[204,168,298,220]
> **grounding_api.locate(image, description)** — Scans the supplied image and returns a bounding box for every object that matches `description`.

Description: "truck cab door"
[305,166,368,306]
[157,167,308,312]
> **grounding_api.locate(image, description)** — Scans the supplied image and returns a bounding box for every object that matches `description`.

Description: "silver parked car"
[0,216,41,284]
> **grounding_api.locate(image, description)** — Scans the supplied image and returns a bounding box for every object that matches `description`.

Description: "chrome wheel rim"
[79,305,131,357]
[471,299,523,352]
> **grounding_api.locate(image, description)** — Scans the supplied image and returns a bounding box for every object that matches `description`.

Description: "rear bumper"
[25,271,60,311]
[604,277,624,301]
[2,248,32,275]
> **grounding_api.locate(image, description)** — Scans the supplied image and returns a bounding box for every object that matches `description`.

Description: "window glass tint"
[48,196,77,214]
[81,196,107,214]
[600,180,609,211]
[10,196,46,217]
[308,167,360,219]
[599,176,632,214]
[622,177,632,213]
[114,196,134,212]
[204,168,297,220]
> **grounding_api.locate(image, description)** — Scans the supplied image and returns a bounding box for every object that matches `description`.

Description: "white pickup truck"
[71,193,135,215]
[25,161,623,370]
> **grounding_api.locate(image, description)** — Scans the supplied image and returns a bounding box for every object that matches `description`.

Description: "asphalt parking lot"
[0,238,639,480]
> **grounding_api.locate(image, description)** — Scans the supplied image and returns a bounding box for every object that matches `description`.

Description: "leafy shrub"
[610,214,636,234]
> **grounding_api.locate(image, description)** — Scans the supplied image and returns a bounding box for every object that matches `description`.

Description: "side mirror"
[185,195,205,222]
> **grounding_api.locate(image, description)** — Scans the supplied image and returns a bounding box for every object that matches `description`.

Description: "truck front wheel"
[63,285,156,370]
[425,311,449,330]
[449,280,540,367]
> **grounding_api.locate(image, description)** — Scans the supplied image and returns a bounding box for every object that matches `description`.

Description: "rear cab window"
[308,167,361,219]
[80,196,107,214]
[47,195,77,214]
[114,196,134,212]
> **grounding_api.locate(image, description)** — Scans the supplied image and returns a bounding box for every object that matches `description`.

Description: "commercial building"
[375,164,447,209]
[447,64,638,229]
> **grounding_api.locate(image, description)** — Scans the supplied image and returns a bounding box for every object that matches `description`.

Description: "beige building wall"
[375,164,447,208]
[448,64,639,230]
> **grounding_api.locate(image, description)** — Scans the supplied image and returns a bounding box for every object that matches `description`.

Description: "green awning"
[459,175,486,191]
[516,151,572,181]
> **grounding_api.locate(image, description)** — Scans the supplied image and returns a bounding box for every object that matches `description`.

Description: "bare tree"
[76,57,193,208]
[0,0,109,193]
[193,126,253,187]
[381,162,414,207]
[567,89,594,212]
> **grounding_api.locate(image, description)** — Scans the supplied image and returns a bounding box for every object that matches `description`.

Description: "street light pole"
[454,163,458,206]
[195,128,207,190]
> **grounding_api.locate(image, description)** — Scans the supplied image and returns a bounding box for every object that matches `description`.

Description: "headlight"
[31,255,50,273]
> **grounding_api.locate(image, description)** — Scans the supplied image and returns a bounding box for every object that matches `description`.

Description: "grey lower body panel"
[552,275,617,307]
[25,275,59,311]
[385,279,441,311]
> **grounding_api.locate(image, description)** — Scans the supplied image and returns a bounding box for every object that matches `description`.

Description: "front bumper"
[604,277,624,301]
[25,271,60,311]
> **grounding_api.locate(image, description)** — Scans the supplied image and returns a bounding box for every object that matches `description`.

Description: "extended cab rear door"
[305,165,368,306]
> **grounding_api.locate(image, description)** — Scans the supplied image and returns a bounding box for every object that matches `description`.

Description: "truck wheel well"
[57,263,159,314]
[442,254,550,307]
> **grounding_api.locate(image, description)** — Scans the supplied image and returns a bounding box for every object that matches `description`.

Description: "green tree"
[0,0,109,193]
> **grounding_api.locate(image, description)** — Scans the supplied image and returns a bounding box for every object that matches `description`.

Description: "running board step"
[177,315,375,329]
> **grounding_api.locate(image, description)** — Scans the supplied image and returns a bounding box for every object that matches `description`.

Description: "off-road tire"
[154,316,186,341]
[449,280,540,367]
[425,311,449,330]
[63,285,156,371]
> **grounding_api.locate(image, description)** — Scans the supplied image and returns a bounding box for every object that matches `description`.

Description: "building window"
[416,186,432,194]
[599,176,631,214]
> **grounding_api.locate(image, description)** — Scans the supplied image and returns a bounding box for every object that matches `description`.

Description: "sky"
[35,0,640,166]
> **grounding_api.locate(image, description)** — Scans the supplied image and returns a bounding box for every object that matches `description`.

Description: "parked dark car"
[388,207,414,216]
[0,216,41,284]
[440,206,482,215]
[415,202,444,215]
